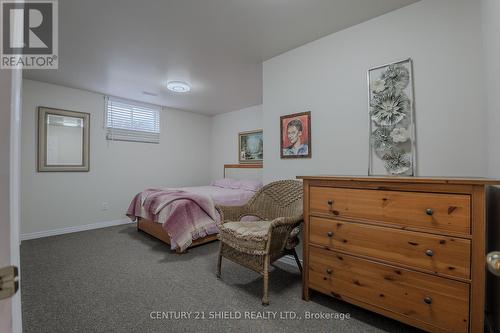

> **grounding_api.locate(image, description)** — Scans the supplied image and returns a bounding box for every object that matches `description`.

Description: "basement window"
[105,96,160,144]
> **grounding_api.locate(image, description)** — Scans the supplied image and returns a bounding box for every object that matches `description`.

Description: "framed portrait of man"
[280,111,311,159]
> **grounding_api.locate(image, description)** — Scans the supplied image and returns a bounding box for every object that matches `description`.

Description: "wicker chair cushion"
[239,215,262,222]
[218,221,272,255]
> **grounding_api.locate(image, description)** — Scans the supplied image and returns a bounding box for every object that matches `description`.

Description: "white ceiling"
[24,0,419,115]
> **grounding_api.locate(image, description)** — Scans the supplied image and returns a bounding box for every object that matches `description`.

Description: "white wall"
[263,0,485,183]
[210,105,262,180]
[481,0,500,330]
[21,80,212,235]
[482,0,500,178]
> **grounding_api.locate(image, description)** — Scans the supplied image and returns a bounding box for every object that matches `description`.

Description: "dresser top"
[296,175,500,185]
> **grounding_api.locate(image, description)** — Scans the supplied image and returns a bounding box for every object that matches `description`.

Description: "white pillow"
[211,178,239,189]
[236,180,263,192]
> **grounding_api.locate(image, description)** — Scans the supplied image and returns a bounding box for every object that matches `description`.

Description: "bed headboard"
[223,164,263,181]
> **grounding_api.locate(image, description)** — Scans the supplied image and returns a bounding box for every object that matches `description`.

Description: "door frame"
[10,67,22,333]
[7,2,24,330]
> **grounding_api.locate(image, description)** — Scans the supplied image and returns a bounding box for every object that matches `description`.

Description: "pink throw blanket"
[126,189,219,251]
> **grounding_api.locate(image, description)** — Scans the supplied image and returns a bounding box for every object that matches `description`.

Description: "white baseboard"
[20,218,133,241]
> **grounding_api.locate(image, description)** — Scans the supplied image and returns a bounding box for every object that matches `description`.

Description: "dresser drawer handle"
[327,200,339,215]
[423,296,433,304]
[327,231,333,237]
[425,208,434,216]
[425,249,434,257]
[326,268,332,274]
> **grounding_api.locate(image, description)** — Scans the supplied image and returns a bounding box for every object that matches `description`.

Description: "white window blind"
[105,96,161,143]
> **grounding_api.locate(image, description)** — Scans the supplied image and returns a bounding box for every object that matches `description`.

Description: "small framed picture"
[238,130,263,164]
[280,111,311,159]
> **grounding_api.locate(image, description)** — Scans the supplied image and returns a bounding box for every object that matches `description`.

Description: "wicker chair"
[215,180,303,305]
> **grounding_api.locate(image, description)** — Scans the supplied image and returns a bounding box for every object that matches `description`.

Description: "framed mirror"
[38,107,90,172]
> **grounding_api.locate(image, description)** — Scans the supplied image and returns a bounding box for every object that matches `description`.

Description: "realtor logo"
[1,0,58,69]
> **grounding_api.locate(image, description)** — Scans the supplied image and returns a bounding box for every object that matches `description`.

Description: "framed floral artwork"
[368,58,416,176]
[280,111,311,159]
[238,130,263,164]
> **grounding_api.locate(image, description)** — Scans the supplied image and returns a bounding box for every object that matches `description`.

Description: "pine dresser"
[297,176,500,333]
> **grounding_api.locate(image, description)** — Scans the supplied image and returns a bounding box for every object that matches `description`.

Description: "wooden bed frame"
[137,163,262,253]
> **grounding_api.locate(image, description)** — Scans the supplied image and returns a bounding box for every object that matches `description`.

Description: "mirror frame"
[38,106,90,172]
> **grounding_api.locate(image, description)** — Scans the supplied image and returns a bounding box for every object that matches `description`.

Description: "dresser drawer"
[308,247,469,333]
[309,217,471,279]
[309,187,471,235]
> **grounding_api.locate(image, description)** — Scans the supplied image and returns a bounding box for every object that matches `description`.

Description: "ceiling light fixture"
[166,81,191,93]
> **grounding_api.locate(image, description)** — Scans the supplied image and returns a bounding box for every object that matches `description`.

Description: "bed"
[127,164,263,253]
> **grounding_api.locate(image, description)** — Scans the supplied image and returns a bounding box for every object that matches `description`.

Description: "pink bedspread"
[126,186,256,251]
[173,186,255,206]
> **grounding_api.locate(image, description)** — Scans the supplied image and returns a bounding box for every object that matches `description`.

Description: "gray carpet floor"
[21,224,422,333]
